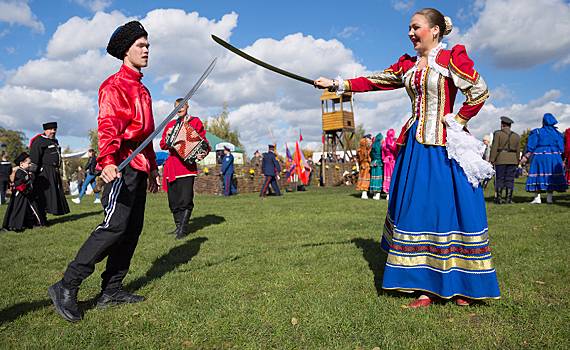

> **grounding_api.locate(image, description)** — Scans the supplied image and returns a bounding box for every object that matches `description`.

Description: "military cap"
[500,116,514,124]
[268,144,275,150]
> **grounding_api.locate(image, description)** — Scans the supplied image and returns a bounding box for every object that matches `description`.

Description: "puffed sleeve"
[526,129,539,153]
[448,45,490,125]
[97,85,130,169]
[345,54,415,92]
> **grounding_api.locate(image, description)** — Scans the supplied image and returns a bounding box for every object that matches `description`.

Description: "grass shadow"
[0,299,52,326]
[48,210,103,225]
[187,214,225,233]
[125,236,208,293]
[352,238,404,298]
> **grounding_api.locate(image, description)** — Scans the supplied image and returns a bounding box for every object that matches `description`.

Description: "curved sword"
[211,34,314,86]
[118,57,217,172]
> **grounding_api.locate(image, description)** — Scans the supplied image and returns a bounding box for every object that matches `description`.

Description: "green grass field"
[0,179,569,349]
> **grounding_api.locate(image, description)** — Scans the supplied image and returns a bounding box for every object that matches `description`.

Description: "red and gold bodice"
[344,43,489,146]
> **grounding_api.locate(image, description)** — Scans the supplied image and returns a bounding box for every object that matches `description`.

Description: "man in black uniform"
[260,144,282,197]
[29,122,69,222]
[489,116,520,204]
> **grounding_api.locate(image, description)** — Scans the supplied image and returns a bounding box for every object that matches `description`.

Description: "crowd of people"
[0,7,567,323]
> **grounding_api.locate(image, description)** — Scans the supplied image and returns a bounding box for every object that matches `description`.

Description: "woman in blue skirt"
[315,7,499,307]
[522,113,568,204]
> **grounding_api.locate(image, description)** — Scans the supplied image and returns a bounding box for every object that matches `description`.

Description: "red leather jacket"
[97,65,157,174]
[159,115,209,189]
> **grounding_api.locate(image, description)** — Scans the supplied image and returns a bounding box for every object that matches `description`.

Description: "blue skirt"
[526,150,568,192]
[380,122,500,300]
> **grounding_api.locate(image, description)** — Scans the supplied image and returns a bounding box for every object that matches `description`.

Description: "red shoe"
[455,297,472,306]
[408,297,432,308]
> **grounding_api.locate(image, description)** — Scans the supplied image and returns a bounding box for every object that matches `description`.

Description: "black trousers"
[167,176,195,214]
[260,175,281,196]
[495,164,517,190]
[0,178,8,204]
[63,166,147,292]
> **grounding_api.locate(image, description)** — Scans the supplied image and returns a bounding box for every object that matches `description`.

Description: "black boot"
[494,188,502,204]
[175,209,192,240]
[48,280,82,322]
[506,189,513,204]
[167,211,182,235]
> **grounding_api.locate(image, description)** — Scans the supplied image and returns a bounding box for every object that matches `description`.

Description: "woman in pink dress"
[382,129,397,199]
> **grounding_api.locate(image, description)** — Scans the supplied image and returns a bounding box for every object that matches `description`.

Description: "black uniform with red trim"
[29,134,69,218]
[2,167,42,231]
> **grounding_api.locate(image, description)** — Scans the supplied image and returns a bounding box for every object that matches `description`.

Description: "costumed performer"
[160,98,209,239]
[382,129,397,201]
[221,145,237,196]
[355,135,372,199]
[369,132,384,200]
[48,20,159,322]
[29,121,69,223]
[520,113,567,204]
[260,144,281,197]
[315,7,499,307]
[489,116,520,204]
[2,152,42,232]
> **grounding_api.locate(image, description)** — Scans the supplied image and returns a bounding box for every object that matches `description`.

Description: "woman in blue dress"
[315,8,499,307]
[522,113,568,204]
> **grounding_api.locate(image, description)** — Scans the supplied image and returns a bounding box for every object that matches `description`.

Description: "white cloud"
[0,85,97,136]
[457,0,570,69]
[391,0,415,13]
[337,26,360,39]
[0,0,44,33]
[71,0,112,12]
[9,50,117,91]
[46,10,129,59]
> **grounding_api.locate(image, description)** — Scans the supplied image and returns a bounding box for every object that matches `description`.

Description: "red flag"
[321,134,325,144]
[294,141,309,185]
[299,129,303,142]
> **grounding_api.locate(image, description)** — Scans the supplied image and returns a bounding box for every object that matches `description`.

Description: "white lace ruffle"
[403,42,450,81]
[335,75,345,95]
[444,114,495,187]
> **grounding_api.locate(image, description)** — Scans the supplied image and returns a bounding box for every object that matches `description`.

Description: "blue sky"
[1,0,569,154]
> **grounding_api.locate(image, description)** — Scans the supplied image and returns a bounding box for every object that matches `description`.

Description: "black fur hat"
[14,152,29,166]
[43,121,57,130]
[106,21,148,60]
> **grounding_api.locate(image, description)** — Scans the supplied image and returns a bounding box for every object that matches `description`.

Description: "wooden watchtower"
[321,90,355,161]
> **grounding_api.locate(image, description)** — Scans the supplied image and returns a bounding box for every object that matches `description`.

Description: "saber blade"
[118,57,217,172]
[211,34,314,86]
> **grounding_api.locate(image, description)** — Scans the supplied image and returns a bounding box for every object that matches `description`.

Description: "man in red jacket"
[160,98,209,239]
[48,20,159,322]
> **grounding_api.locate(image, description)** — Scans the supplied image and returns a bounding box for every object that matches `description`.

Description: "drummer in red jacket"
[160,98,210,239]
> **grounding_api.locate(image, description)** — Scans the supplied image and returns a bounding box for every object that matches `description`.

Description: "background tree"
[349,123,366,150]
[519,128,531,155]
[0,127,28,161]
[88,129,98,153]
[207,103,243,150]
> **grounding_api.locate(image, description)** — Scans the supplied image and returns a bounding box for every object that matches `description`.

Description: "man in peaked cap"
[490,116,520,204]
[221,145,236,196]
[261,144,282,197]
[29,121,69,224]
[48,20,159,322]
